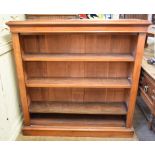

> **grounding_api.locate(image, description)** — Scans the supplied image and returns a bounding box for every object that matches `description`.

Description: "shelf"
[30,114,126,127]
[22,114,134,137]
[26,78,131,88]
[30,101,127,115]
[22,53,134,62]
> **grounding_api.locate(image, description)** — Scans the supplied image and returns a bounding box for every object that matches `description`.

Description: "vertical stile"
[126,33,146,127]
[12,33,30,125]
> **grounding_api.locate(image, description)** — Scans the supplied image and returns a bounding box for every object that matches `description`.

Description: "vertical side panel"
[12,33,30,125]
[126,33,146,127]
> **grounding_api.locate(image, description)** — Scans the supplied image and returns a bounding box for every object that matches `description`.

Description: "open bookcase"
[7,19,150,137]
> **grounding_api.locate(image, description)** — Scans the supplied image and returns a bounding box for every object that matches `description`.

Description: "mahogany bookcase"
[7,19,150,137]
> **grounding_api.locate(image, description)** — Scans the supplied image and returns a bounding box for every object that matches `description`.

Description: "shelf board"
[30,114,126,128]
[30,101,127,115]
[22,53,134,62]
[23,113,134,137]
[26,78,131,88]
[22,114,134,137]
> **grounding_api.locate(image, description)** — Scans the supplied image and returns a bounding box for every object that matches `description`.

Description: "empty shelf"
[30,114,126,128]
[26,78,131,88]
[22,53,134,62]
[30,101,127,115]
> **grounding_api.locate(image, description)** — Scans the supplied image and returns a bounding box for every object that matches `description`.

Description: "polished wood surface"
[11,34,30,125]
[23,126,133,138]
[7,19,150,137]
[7,19,150,25]
[126,33,146,127]
[22,53,134,62]
[21,33,136,54]
[26,78,131,88]
[28,88,127,103]
[7,19,150,33]
[30,101,127,115]
[23,114,132,137]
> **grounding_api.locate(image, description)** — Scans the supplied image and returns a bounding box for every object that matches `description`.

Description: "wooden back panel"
[25,62,131,78]
[21,33,134,104]
[21,33,137,54]
[28,88,127,103]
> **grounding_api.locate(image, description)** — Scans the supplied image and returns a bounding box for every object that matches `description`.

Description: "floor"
[134,98,155,141]
[132,37,155,141]
[16,134,137,141]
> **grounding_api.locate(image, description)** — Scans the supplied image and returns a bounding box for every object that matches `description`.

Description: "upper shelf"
[22,53,134,62]
[6,19,151,33]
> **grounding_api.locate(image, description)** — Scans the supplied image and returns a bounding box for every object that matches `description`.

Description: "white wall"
[0,14,25,140]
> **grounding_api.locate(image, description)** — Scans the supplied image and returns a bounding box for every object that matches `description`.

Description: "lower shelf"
[30,114,126,127]
[29,101,127,115]
[22,114,134,137]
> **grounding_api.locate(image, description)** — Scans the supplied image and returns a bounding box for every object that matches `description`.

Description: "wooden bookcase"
[7,19,150,137]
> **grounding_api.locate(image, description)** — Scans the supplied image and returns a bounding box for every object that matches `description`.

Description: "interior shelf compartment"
[29,101,127,115]
[26,77,131,88]
[30,113,126,127]
[22,53,134,62]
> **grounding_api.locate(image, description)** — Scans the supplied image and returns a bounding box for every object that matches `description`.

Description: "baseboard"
[23,126,134,138]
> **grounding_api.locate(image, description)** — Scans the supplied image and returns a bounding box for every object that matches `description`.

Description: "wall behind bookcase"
[0,14,25,140]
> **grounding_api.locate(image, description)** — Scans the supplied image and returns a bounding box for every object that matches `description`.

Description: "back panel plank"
[28,88,128,103]
[25,62,131,78]
[21,34,136,54]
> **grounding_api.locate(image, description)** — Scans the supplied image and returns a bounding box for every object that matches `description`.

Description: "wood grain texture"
[7,19,150,33]
[7,19,150,26]
[22,53,134,62]
[23,114,134,137]
[139,87,155,114]
[139,69,155,116]
[22,126,134,138]
[26,78,131,88]
[11,33,30,125]
[25,62,131,78]
[21,34,136,54]
[28,88,127,103]
[126,33,146,127]
[30,114,125,127]
[30,101,127,115]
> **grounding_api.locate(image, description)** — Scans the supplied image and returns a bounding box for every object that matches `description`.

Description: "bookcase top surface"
[7,19,151,26]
